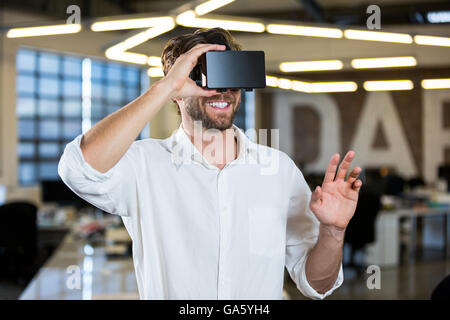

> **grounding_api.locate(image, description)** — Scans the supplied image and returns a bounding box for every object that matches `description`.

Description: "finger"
[346,166,362,184]
[187,43,226,53]
[311,186,321,201]
[177,44,226,77]
[336,150,355,180]
[352,179,362,192]
[190,81,219,97]
[310,186,322,209]
[195,87,220,97]
[186,44,226,61]
[323,154,340,184]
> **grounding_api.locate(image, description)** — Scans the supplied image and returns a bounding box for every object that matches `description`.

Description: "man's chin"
[204,112,235,130]
[204,119,234,131]
[187,103,237,130]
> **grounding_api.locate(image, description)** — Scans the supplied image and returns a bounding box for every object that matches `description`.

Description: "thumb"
[310,186,322,210]
[188,80,218,97]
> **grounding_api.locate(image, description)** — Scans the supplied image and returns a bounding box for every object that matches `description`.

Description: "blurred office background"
[0,0,450,300]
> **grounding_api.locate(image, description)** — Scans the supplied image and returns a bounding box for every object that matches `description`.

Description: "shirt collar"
[168,123,259,169]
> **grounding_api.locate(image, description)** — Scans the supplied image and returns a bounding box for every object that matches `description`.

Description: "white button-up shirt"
[58,124,343,300]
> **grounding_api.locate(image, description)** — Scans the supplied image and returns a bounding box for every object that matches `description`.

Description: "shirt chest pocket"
[248,207,286,258]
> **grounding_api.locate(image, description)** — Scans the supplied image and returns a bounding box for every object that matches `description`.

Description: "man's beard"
[185,96,240,130]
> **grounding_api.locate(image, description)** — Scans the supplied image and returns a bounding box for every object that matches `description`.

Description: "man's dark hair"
[161,28,242,114]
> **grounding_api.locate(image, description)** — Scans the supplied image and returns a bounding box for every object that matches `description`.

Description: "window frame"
[16,47,148,186]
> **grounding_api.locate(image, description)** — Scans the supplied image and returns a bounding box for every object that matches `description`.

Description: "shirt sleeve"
[285,163,344,300]
[57,134,139,217]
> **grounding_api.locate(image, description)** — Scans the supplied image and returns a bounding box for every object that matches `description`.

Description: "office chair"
[407,177,425,190]
[344,185,382,270]
[431,274,450,300]
[0,201,38,283]
[438,165,450,192]
[303,173,324,192]
[383,174,405,196]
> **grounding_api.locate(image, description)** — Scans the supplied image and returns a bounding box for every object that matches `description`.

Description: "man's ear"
[171,98,182,116]
[172,97,182,105]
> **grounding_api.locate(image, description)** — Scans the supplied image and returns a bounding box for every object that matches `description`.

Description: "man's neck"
[182,121,237,170]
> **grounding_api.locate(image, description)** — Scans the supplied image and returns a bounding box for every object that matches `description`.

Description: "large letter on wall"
[351,92,417,177]
[273,91,341,172]
[423,90,450,183]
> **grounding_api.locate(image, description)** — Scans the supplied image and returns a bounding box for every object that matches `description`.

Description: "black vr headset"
[189,32,266,92]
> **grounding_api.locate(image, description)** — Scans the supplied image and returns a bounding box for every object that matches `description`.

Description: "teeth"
[208,102,228,109]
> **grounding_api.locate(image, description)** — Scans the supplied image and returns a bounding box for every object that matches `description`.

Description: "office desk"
[20,232,138,300]
[365,207,450,267]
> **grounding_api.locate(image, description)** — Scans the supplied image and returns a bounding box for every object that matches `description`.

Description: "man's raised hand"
[163,43,226,99]
[309,151,363,231]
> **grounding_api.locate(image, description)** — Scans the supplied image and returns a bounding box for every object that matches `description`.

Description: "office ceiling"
[2,0,450,75]
[2,0,450,26]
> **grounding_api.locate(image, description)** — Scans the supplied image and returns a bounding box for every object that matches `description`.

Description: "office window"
[16,48,149,186]
[90,60,143,126]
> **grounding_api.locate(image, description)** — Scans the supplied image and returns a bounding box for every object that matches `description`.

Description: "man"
[58,28,362,300]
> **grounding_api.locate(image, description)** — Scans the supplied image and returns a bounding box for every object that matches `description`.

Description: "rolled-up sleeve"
[285,164,344,300]
[58,134,139,217]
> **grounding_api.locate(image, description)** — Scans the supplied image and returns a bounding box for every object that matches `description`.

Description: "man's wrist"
[150,77,175,100]
[319,223,346,243]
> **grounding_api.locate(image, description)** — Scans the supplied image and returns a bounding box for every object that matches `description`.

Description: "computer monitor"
[41,180,89,207]
[0,185,6,206]
[360,167,385,195]
[361,167,382,185]
[438,165,450,191]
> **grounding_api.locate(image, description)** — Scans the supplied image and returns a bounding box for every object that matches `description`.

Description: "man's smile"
[206,100,232,111]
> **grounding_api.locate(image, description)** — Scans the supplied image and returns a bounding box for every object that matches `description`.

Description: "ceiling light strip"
[148,56,163,67]
[105,50,149,64]
[266,75,357,93]
[344,29,413,43]
[351,56,417,69]
[91,16,174,32]
[363,80,414,91]
[195,0,236,16]
[414,35,450,47]
[176,10,265,32]
[280,60,343,72]
[421,78,450,89]
[266,24,343,38]
[7,24,81,38]
[147,67,165,77]
[310,81,357,92]
[104,22,175,65]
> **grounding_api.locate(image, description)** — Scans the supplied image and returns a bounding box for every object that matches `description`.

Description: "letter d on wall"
[274,91,341,173]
